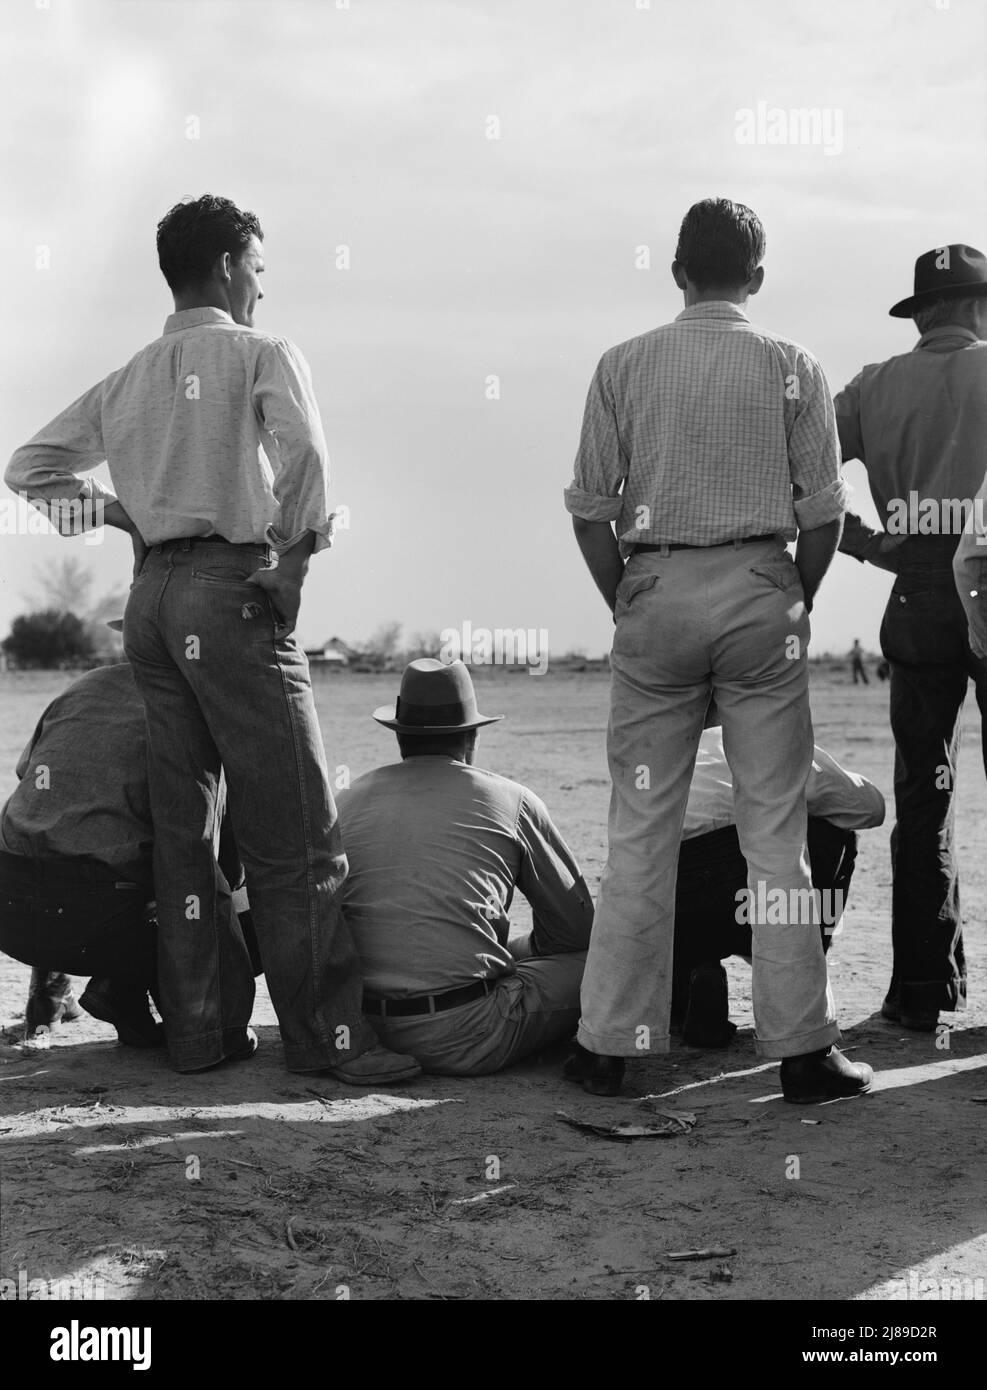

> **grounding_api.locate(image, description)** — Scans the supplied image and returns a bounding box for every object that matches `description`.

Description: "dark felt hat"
[373,658,503,734]
[889,244,987,318]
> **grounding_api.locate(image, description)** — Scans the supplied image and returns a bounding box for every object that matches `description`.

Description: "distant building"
[304,636,359,667]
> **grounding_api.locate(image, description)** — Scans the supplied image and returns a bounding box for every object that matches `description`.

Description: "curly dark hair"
[675,198,765,291]
[156,194,263,293]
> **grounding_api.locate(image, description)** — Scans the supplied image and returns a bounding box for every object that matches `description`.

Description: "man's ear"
[747,265,765,297]
[213,250,234,284]
[671,260,689,292]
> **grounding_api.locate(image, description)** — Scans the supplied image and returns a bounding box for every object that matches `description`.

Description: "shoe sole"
[783,1080,873,1104]
[331,1065,422,1086]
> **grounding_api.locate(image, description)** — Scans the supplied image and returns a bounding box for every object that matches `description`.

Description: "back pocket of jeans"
[192,567,253,585]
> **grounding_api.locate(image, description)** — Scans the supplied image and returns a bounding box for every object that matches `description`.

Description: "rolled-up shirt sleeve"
[564,355,627,522]
[252,339,335,554]
[5,382,117,534]
[788,352,849,530]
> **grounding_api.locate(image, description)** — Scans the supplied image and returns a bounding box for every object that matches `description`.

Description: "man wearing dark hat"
[334,660,595,1075]
[835,244,987,1031]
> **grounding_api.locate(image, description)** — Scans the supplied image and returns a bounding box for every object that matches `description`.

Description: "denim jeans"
[880,538,987,1014]
[0,850,156,1025]
[577,539,840,1060]
[124,538,376,1072]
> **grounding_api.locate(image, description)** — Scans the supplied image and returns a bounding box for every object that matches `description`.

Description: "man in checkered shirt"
[562,198,873,1104]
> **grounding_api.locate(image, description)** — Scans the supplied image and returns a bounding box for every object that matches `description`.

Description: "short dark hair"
[913,293,983,334]
[675,198,766,291]
[156,194,263,293]
[397,729,476,760]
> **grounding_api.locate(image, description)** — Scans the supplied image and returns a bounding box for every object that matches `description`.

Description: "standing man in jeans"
[836,244,987,1032]
[5,194,419,1084]
[563,198,872,1103]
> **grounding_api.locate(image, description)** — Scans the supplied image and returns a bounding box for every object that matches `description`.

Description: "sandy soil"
[1,668,986,1302]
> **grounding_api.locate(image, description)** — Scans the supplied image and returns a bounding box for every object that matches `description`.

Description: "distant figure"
[850,638,869,684]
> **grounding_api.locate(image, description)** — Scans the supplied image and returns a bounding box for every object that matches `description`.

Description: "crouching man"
[336,660,594,1075]
[0,649,255,1050]
[0,662,162,1046]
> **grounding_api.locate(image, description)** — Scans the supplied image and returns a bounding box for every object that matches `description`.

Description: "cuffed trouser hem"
[755,1021,841,1061]
[576,1023,671,1058]
[168,1025,253,1073]
[902,978,967,1013]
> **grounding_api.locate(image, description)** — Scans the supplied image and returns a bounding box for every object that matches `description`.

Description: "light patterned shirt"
[5,307,334,554]
[684,728,885,840]
[565,301,848,554]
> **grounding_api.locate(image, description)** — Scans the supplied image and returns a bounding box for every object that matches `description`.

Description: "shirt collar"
[915,325,982,353]
[675,301,751,324]
[162,307,235,335]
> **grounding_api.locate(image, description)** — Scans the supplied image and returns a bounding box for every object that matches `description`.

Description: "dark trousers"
[671,818,857,1022]
[0,850,157,1025]
[880,540,987,1014]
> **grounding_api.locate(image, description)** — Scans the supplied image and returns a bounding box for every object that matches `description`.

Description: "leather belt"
[632,533,777,554]
[363,978,493,1018]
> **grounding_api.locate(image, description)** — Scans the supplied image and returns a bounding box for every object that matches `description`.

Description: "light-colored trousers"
[577,538,840,1061]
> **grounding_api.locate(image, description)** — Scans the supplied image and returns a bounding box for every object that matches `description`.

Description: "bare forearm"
[795,517,842,611]
[274,530,317,586]
[572,518,623,614]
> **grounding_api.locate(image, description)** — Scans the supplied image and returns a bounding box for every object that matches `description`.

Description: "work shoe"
[682,962,738,1049]
[79,983,165,1048]
[25,970,82,1032]
[880,984,939,1032]
[562,1042,625,1096]
[780,1045,873,1104]
[330,1044,422,1086]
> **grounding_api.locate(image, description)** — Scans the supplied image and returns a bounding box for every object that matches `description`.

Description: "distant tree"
[28,557,95,615]
[24,557,127,662]
[2,610,96,668]
[405,629,442,660]
[361,620,404,667]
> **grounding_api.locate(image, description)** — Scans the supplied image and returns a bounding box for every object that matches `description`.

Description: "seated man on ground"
[337,661,886,1077]
[0,651,255,1049]
[336,659,594,1076]
[671,722,886,1047]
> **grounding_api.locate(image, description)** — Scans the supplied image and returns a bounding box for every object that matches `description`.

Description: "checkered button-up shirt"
[565,301,847,554]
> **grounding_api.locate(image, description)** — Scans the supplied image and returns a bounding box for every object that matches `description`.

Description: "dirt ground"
[1,668,986,1302]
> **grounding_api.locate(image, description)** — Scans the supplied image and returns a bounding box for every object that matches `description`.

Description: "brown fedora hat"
[373,658,503,734]
[889,244,987,318]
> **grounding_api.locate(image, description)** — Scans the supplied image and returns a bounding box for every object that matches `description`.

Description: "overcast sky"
[1,0,984,658]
